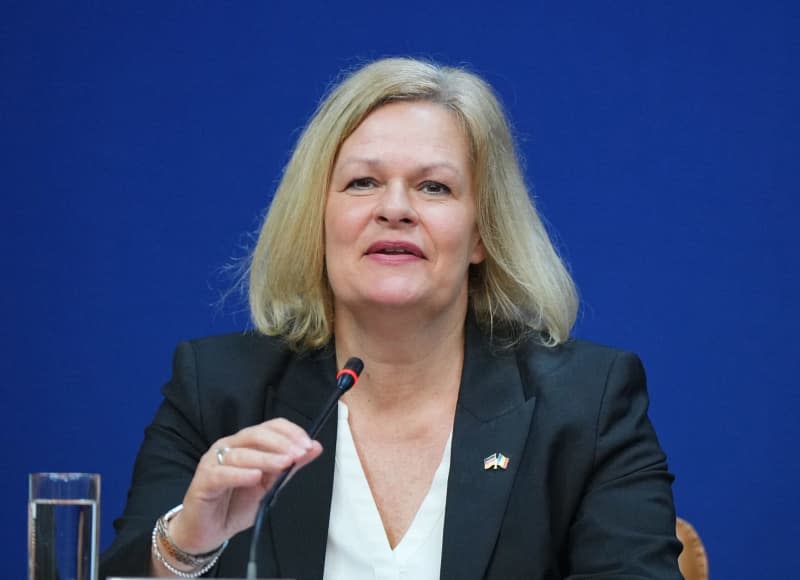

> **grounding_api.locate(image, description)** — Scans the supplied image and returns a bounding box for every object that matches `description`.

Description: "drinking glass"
[28,472,101,580]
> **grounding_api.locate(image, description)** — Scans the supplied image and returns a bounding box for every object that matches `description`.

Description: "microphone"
[246,357,364,579]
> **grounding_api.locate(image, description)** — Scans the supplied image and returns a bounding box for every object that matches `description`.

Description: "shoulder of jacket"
[511,336,641,402]
[173,331,295,386]
[183,330,290,356]
[516,335,629,371]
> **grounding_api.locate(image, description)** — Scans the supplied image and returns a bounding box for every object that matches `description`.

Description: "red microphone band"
[336,368,360,385]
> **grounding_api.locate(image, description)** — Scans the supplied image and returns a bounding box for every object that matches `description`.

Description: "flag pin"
[484,452,510,470]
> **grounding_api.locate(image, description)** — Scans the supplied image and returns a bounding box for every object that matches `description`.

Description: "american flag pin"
[484,452,510,470]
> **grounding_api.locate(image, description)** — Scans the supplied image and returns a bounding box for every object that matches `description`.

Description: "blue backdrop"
[3,2,798,578]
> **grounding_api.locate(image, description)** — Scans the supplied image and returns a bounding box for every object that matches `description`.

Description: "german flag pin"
[484,452,510,470]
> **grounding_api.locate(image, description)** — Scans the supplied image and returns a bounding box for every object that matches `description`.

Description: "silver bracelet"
[151,504,228,578]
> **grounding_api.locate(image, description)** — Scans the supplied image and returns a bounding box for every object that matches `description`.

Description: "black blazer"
[100,321,682,579]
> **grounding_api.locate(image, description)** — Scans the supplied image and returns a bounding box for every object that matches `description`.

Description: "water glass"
[28,472,101,580]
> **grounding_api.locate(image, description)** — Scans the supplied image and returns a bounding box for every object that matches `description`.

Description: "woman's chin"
[343,290,466,317]
[339,288,428,311]
[362,294,425,309]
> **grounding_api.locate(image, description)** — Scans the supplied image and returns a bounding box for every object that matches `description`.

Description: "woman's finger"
[209,446,299,474]
[217,418,313,456]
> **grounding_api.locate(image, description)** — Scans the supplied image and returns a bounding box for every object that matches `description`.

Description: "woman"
[101,57,682,579]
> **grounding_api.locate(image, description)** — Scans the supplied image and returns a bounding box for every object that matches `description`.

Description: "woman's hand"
[164,418,322,555]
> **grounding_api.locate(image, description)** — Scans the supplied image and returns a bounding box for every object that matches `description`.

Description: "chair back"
[676,517,708,580]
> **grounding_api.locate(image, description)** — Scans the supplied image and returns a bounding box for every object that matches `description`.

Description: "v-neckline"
[336,401,452,558]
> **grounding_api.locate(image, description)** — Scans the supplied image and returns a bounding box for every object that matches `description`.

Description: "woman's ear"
[470,235,486,265]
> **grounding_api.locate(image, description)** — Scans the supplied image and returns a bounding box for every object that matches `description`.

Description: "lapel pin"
[484,452,510,470]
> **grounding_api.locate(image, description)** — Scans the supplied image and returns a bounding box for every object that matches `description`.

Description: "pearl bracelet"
[151,504,228,578]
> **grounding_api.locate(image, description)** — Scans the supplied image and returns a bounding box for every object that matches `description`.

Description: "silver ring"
[215,447,231,466]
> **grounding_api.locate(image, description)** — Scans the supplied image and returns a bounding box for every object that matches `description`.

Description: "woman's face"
[324,100,485,319]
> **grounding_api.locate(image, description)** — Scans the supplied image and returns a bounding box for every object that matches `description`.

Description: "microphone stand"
[245,358,363,579]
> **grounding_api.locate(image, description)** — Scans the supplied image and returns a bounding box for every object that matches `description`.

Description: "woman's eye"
[346,177,377,190]
[421,181,451,195]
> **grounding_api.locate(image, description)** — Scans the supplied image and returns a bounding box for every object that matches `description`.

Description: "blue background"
[3,2,798,577]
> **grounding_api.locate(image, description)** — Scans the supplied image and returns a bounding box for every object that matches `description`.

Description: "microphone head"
[336,357,364,391]
[344,357,364,375]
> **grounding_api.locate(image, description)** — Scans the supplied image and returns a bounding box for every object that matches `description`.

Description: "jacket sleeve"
[565,351,683,579]
[99,341,210,578]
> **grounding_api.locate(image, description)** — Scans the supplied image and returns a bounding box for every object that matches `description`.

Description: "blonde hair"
[249,57,578,349]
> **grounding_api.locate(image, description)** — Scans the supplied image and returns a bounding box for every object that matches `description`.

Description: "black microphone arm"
[246,357,364,579]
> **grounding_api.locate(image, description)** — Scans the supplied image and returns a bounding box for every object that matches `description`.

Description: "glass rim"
[29,472,100,479]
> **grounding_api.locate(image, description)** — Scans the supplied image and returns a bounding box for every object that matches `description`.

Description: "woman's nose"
[374,181,418,226]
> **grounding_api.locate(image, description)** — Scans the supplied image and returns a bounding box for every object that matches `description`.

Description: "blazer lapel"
[440,324,537,580]
[263,345,339,580]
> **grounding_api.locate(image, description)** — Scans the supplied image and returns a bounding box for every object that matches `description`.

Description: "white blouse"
[323,402,453,580]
